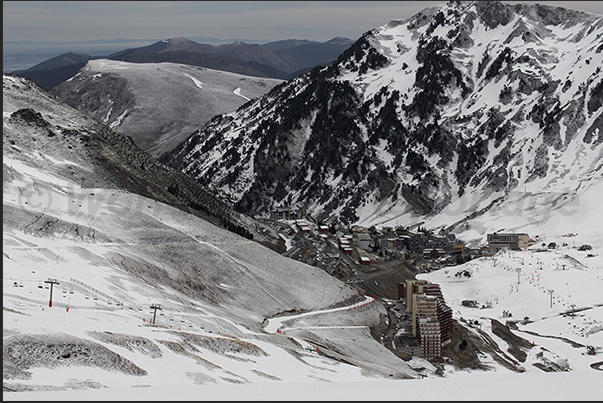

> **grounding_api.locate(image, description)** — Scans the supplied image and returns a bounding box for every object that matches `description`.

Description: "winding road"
[264,294,375,333]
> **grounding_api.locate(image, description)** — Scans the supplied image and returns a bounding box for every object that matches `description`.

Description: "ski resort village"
[263,209,600,363]
[3,0,603,400]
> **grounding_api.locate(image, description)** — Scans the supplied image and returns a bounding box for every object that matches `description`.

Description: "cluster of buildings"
[269,204,470,265]
[268,204,481,288]
[269,207,540,363]
[348,225,469,272]
[397,279,453,361]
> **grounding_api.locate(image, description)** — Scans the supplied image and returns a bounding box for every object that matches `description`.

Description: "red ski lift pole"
[45,278,59,307]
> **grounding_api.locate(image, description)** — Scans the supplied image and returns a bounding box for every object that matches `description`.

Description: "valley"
[3,0,603,400]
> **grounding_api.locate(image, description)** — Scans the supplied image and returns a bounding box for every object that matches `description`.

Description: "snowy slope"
[4,61,603,403]
[417,230,603,387]
[52,60,283,158]
[3,159,406,388]
[4,73,423,395]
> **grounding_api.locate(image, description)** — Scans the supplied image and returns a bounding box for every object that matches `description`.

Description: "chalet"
[477,246,491,256]
[359,256,371,265]
[414,259,432,271]
[326,250,340,259]
[396,336,422,357]
[395,227,413,237]
[299,224,311,233]
[381,226,394,235]
[270,204,306,220]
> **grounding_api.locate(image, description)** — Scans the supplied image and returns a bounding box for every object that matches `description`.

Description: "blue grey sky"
[4,1,603,43]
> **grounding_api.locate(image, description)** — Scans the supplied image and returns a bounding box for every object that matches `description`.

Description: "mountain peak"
[164,0,603,237]
[324,37,354,45]
[167,36,194,44]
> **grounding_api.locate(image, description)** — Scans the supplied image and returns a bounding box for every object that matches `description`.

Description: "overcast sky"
[4,1,603,44]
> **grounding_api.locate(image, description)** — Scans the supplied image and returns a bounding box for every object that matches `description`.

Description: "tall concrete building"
[418,316,442,359]
[404,279,453,360]
[436,297,453,345]
[405,279,444,313]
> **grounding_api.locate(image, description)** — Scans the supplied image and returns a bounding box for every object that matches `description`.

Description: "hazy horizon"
[4,1,603,45]
[4,1,603,72]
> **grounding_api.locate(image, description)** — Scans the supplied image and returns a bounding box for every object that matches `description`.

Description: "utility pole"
[45,278,59,307]
[516,268,521,284]
[548,290,554,308]
[150,303,162,325]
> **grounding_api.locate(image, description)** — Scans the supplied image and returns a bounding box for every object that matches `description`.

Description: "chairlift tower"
[150,303,162,324]
[548,290,554,308]
[45,278,59,307]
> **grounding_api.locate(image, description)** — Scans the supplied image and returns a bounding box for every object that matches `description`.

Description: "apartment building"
[404,279,453,360]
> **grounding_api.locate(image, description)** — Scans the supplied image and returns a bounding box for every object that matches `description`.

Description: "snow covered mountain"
[3,73,420,393]
[164,0,603,245]
[4,62,603,401]
[51,60,283,158]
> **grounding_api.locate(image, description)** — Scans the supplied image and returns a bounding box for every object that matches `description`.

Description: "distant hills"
[10,36,354,90]
[11,52,100,91]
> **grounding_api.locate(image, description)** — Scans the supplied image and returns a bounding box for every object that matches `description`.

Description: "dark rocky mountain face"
[13,62,89,91]
[271,37,356,74]
[109,36,216,57]
[16,52,96,73]
[164,1,603,231]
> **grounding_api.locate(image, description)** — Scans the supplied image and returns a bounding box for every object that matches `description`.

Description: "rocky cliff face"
[165,1,603,231]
